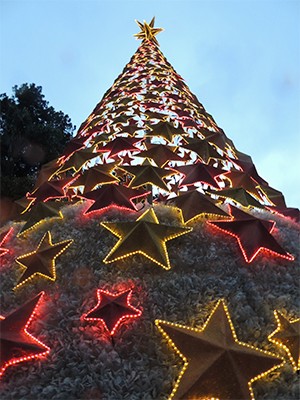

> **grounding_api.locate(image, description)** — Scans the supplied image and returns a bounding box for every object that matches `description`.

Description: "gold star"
[101,207,191,269]
[134,17,164,46]
[15,231,73,289]
[268,310,300,372]
[156,299,284,400]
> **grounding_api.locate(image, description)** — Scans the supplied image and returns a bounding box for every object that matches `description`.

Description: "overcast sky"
[1,0,299,207]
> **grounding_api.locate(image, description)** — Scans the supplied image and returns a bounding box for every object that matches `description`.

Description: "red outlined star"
[83,288,142,336]
[98,136,144,158]
[0,292,50,377]
[175,163,224,188]
[29,176,78,204]
[80,184,149,214]
[0,228,13,258]
[207,205,294,263]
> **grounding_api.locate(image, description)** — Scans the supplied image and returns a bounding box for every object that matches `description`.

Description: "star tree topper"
[0,292,50,377]
[134,17,164,46]
[83,288,142,336]
[101,207,192,269]
[156,300,284,400]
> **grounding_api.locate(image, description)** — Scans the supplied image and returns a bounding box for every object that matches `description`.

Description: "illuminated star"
[71,163,120,193]
[15,231,73,289]
[83,288,142,336]
[207,205,294,263]
[259,185,286,208]
[119,163,178,192]
[223,170,263,199]
[18,201,63,236]
[146,121,187,143]
[155,299,284,400]
[137,144,183,167]
[98,136,144,158]
[181,138,222,163]
[207,187,264,209]
[268,310,300,371]
[134,17,164,47]
[60,136,89,160]
[29,176,78,204]
[175,163,224,188]
[0,228,13,257]
[33,158,62,189]
[101,207,192,269]
[81,184,150,214]
[58,147,99,173]
[229,157,268,186]
[167,190,229,224]
[0,292,50,377]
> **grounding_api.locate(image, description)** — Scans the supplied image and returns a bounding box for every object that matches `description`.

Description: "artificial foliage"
[0,18,299,400]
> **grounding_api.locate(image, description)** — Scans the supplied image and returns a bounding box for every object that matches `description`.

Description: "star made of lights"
[0,292,50,377]
[134,17,164,47]
[146,121,187,143]
[167,190,229,225]
[119,163,178,192]
[268,310,300,372]
[17,201,63,237]
[181,137,222,164]
[29,176,78,204]
[101,207,192,269]
[207,187,265,209]
[207,205,294,263]
[98,136,144,158]
[155,299,284,400]
[83,288,142,336]
[137,143,183,167]
[15,231,73,289]
[175,163,224,189]
[71,163,120,193]
[223,170,263,199]
[0,227,13,258]
[81,184,150,214]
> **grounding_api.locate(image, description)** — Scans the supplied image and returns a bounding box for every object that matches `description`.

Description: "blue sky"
[1,0,299,207]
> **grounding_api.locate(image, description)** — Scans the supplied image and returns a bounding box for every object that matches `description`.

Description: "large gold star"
[268,310,300,372]
[156,299,284,400]
[101,207,191,269]
[134,17,164,47]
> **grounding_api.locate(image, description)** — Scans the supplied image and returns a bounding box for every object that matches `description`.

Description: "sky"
[1,0,299,207]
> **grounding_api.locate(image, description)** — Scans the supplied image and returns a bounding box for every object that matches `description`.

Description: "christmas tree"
[1,18,299,400]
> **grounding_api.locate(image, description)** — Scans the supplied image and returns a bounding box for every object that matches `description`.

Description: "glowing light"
[0,291,50,377]
[0,227,13,257]
[83,288,142,336]
[101,207,192,269]
[15,231,73,289]
[155,299,285,400]
[207,205,294,263]
[268,310,300,372]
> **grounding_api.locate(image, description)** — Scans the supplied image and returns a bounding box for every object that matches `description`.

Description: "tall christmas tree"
[1,18,299,400]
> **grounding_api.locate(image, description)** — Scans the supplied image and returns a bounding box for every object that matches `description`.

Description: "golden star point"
[134,17,164,46]
[156,299,285,400]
